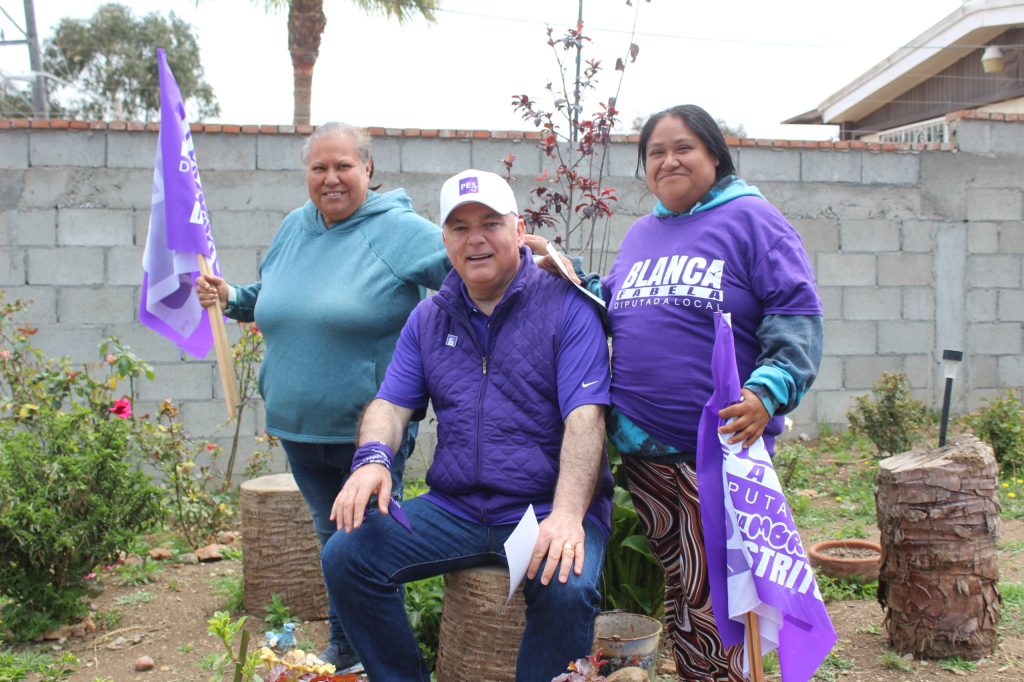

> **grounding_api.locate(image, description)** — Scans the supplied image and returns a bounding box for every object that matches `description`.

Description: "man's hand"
[525,404,604,585]
[718,387,771,448]
[335,398,415,532]
[330,464,392,533]
[527,509,585,586]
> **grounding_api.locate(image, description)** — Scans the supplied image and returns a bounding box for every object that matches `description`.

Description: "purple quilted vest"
[418,251,612,528]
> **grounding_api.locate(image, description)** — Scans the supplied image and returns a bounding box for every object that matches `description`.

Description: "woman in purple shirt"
[535,104,823,681]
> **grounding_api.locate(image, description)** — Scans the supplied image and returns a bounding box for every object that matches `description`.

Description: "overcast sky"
[1,0,965,140]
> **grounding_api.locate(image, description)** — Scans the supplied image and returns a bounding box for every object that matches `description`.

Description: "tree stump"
[876,435,1001,659]
[435,565,526,681]
[240,473,327,619]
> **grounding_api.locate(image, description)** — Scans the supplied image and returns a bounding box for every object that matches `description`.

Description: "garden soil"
[22,520,1024,681]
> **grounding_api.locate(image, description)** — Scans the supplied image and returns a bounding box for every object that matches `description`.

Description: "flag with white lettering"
[139,48,220,358]
[697,312,836,682]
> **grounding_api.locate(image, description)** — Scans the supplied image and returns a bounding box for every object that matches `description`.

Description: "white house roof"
[786,0,1024,125]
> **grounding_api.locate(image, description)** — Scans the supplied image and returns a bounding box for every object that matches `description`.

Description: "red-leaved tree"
[507,0,647,273]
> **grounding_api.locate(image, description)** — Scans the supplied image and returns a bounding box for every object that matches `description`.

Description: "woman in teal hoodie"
[197,122,449,673]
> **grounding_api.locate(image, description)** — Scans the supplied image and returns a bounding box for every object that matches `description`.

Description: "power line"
[432,6,1008,52]
[0,4,26,35]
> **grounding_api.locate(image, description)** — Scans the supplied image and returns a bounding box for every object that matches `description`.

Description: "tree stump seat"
[240,473,327,620]
[876,435,1001,659]
[435,565,527,681]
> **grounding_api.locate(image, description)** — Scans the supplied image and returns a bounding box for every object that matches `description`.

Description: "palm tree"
[265,0,438,125]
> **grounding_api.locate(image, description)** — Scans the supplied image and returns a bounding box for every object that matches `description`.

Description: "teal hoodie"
[226,189,450,442]
[652,174,764,217]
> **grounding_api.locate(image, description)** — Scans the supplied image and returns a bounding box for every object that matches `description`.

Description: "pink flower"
[206,443,217,451]
[110,398,132,419]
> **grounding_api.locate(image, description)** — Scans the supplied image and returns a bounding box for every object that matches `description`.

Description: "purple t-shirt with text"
[603,196,821,452]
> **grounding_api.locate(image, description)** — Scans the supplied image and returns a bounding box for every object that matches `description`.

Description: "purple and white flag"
[139,48,221,359]
[697,312,836,682]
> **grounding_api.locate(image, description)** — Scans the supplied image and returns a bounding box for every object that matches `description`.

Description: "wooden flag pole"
[746,611,766,682]
[196,254,238,419]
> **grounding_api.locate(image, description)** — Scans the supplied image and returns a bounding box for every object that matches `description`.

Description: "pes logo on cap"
[458,177,479,195]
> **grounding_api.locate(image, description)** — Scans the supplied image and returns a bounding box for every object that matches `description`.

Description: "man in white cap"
[321,169,613,681]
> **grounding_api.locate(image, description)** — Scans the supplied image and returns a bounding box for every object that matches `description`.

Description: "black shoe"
[320,644,364,675]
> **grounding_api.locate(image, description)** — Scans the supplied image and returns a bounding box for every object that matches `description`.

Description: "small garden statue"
[264,622,296,653]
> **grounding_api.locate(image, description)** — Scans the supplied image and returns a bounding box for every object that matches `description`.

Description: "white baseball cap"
[439,169,518,227]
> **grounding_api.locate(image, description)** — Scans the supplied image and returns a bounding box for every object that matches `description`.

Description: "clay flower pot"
[807,539,881,582]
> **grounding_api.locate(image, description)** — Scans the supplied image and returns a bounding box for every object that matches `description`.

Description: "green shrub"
[113,590,156,607]
[0,650,77,681]
[226,322,276,482]
[262,593,296,630]
[405,576,444,670]
[221,545,243,562]
[0,296,163,639]
[940,656,976,673]
[113,559,163,587]
[999,581,1024,635]
[206,611,259,682]
[962,390,1024,474]
[397,479,444,670]
[773,441,812,489]
[212,573,245,613]
[816,574,878,602]
[847,372,929,455]
[878,651,913,672]
[135,403,237,549]
[0,410,162,639]
[599,446,664,619]
[762,651,780,675]
[600,486,664,617]
[94,610,122,630]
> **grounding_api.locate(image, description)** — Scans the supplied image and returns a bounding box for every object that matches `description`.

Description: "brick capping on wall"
[2,108,1019,150]
[2,111,1021,476]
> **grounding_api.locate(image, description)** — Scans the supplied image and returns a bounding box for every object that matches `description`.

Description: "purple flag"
[697,312,836,682]
[139,48,221,359]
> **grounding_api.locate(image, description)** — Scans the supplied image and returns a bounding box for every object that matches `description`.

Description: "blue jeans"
[281,426,415,653]
[321,496,606,681]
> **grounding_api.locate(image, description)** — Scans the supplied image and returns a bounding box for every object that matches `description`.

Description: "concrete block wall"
[0,110,1021,478]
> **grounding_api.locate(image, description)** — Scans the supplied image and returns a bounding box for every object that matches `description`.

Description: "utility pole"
[23,0,46,118]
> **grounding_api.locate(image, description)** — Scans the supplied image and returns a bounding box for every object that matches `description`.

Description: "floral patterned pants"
[624,457,747,682]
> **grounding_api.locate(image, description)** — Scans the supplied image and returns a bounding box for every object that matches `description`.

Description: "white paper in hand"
[545,242,606,308]
[502,504,540,609]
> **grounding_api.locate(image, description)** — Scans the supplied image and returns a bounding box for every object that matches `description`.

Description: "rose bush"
[0,296,162,640]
